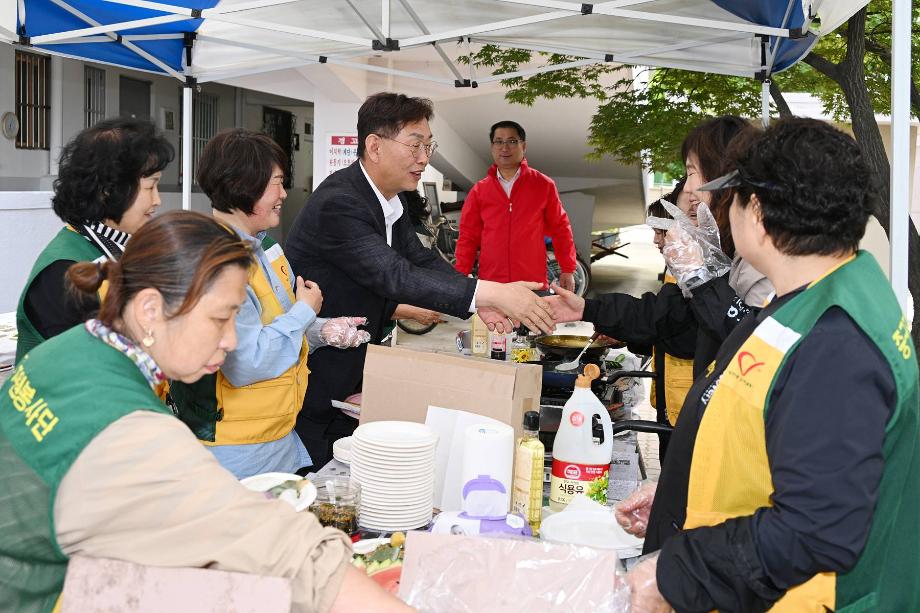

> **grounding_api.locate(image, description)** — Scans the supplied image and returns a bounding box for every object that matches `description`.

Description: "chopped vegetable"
[352,541,405,575]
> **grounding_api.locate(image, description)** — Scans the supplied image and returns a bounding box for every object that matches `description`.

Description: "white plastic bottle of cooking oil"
[549,364,613,511]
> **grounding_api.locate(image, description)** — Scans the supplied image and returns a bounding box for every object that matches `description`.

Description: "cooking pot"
[535,334,625,360]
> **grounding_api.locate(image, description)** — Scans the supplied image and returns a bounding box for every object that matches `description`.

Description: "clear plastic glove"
[626,553,673,613]
[320,317,370,349]
[613,480,657,537]
[660,201,731,294]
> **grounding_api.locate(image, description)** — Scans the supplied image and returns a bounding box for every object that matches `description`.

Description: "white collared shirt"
[496,166,521,197]
[359,161,479,313]
[359,161,404,246]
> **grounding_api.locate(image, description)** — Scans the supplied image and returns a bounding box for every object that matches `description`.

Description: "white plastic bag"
[401,533,631,612]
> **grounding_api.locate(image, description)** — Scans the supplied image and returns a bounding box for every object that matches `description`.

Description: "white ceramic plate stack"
[350,421,438,531]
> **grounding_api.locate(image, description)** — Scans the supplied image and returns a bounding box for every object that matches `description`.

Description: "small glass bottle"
[490,332,507,360]
[471,314,489,357]
[510,329,531,363]
[511,411,545,534]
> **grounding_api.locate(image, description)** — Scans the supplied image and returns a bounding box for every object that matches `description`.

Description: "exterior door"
[119,77,150,120]
[262,106,294,188]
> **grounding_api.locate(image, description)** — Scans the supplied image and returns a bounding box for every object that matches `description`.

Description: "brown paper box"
[360,345,542,439]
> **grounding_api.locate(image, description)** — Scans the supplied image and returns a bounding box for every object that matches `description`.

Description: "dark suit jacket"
[285,161,477,425]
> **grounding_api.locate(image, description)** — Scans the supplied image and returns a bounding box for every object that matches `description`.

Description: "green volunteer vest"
[170,235,309,445]
[16,227,106,363]
[0,325,171,613]
[684,252,920,612]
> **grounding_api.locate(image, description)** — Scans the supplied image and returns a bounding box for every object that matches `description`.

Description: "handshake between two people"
[474,280,588,335]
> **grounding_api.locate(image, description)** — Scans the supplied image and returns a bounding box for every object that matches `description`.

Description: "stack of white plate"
[350,421,438,531]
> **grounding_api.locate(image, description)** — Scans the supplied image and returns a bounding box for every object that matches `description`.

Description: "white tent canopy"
[2,0,912,314]
[5,1,867,85]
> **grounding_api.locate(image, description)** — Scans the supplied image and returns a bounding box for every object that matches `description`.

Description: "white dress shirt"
[497,166,522,197]
[359,161,404,246]
[359,161,479,312]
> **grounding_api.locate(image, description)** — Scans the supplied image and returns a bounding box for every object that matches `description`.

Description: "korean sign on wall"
[326,134,358,177]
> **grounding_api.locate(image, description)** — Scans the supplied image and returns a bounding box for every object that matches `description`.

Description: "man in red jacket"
[455,121,577,291]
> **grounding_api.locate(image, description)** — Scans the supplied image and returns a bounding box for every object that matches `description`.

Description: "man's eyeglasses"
[268,176,285,186]
[492,138,522,148]
[381,136,438,158]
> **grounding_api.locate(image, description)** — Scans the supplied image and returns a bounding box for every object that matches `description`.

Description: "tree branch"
[769,81,793,117]
[862,37,920,120]
[802,52,841,82]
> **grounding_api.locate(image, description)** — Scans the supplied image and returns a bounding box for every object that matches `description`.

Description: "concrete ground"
[395,224,665,479]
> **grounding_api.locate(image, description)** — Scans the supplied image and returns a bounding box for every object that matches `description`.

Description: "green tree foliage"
[463,1,919,175]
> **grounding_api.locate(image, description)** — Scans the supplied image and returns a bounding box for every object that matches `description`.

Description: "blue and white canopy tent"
[0,0,912,313]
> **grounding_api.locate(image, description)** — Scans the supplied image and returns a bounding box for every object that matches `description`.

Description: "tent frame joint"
[788,27,807,39]
[184,75,197,89]
[18,34,30,46]
[372,38,400,51]
[191,8,202,19]
[581,3,593,15]
[454,78,471,87]
[319,55,328,63]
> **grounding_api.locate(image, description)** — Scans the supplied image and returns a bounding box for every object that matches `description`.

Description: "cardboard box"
[360,345,542,439]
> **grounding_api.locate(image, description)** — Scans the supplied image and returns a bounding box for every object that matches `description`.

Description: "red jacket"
[454,160,577,285]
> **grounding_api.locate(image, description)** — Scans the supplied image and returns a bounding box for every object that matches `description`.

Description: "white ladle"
[555,332,600,371]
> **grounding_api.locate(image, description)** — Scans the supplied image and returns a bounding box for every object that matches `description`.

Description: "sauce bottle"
[511,411,545,534]
[471,314,489,357]
[549,364,612,511]
[490,332,507,360]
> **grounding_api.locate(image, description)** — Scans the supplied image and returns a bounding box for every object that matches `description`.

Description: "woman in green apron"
[15,118,173,362]
[0,211,410,613]
[625,119,920,612]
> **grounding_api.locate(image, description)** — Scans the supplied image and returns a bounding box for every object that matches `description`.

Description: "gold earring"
[142,328,155,348]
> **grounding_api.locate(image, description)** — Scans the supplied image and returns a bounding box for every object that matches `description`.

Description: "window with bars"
[84,66,106,128]
[15,51,51,150]
[179,91,220,184]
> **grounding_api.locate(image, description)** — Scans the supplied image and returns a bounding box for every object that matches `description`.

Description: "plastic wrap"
[660,201,731,294]
[604,348,646,409]
[401,534,631,612]
[320,316,370,348]
[613,480,657,538]
[626,552,673,613]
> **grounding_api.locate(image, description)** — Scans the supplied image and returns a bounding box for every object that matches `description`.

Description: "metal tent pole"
[761,80,770,128]
[182,83,193,211]
[890,0,911,315]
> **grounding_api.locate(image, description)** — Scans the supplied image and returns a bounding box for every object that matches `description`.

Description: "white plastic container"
[549,364,613,511]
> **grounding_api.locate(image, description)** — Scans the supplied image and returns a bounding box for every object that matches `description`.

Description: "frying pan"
[535,334,625,360]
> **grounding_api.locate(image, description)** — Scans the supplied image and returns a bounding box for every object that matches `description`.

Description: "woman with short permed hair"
[15,117,173,362]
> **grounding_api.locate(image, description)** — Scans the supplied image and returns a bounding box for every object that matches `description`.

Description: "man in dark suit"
[285,92,556,466]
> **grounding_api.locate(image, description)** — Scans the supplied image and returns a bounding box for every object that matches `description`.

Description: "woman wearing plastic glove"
[663,117,774,370]
[630,119,920,612]
[169,129,370,479]
[0,211,410,613]
[547,117,761,384]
